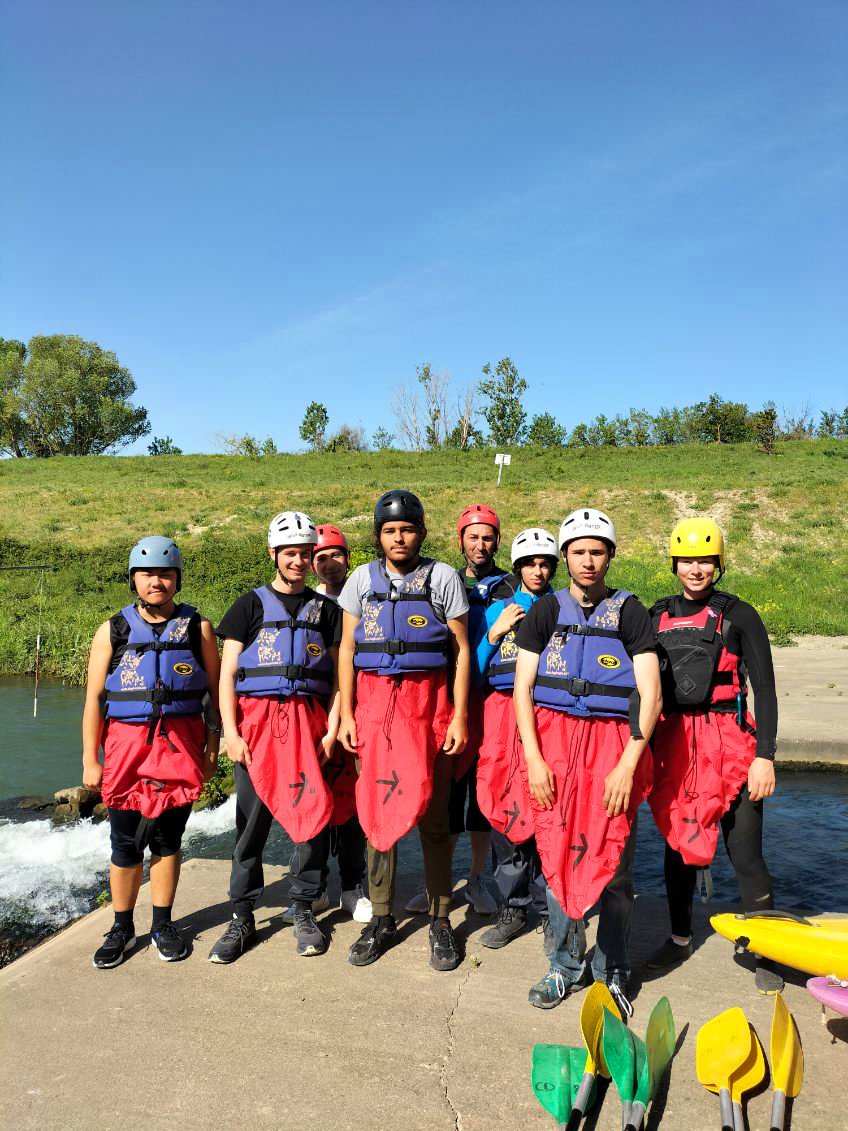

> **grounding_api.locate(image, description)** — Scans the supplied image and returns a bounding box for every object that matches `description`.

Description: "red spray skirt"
[101,716,206,817]
[476,690,534,844]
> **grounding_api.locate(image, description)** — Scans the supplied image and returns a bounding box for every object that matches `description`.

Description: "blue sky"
[1,1,846,453]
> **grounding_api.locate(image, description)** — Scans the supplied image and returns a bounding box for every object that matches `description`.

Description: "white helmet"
[510,527,558,566]
[558,508,617,551]
[268,511,317,549]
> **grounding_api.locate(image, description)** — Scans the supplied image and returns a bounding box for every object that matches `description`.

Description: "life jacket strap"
[130,640,191,654]
[354,640,448,656]
[535,676,634,698]
[258,617,323,631]
[553,624,622,641]
[236,664,331,683]
[365,590,431,605]
[105,688,206,704]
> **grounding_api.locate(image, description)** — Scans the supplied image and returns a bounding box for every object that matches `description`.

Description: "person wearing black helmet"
[338,490,471,970]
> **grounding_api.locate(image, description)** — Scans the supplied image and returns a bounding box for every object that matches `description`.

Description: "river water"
[1,678,846,960]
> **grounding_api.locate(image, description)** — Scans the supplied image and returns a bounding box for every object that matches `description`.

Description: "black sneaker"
[429,918,461,971]
[292,909,326,957]
[208,915,257,964]
[755,958,785,995]
[644,936,693,970]
[537,913,555,957]
[606,975,634,1019]
[528,966,591,1010]
[480,905,527,949]
[151,920,189,962]
[92,922,136,969]
[348,915,398,967]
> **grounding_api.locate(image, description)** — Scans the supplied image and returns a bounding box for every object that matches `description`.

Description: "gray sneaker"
[208,915,257,964]
[293,909,326,957]
[480,905,527,949]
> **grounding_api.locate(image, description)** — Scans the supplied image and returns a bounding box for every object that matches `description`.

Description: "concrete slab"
[772,638,848,763]
[2,860,845,1130]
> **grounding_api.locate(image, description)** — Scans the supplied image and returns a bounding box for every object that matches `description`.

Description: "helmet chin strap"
[137,595,174,614]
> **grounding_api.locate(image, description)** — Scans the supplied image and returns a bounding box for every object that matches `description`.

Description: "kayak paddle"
[770,992,803,1131]
[696,1007,751,1131]
[602,1005,637,1129]
[627,997,676,1130]
[729,1024,766,1131]
[568,980,620,1127]
[532,1044,596,1128]
[626,1031,648,1130]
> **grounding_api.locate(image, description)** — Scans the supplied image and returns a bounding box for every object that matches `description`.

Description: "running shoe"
[292,909,326,957]
[644,936,694,970]
[404,886,430,914]
[528,966,591,1010]
[208,914,257,964]
[348,916,398,966]
[340,885,373,923]
[429,918,461,971]
[605,975,634,1018]
[463,873,497,915]
[480,905,527,949]
[151,920,188,962]
[92,922,136,969]
[755,958,785,995]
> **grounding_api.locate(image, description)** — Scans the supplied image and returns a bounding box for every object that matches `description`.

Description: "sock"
[151,905,172,930]
[671,933,692,946]
[432,916,451,928]
[115,909,134,931]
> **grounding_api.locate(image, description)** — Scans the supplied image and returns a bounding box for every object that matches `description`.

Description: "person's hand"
[338,715,358,754]
[602,757,637,817]
[442,715,468,756]
[488,603,526,644]
[202,752,219,783]
[748,757,776,802]
[227,734,252,767]
[319,732,336,764]
[526,754,555,809]
[82,759,103,792]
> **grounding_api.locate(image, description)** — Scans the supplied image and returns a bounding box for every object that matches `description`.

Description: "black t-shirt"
[216,585,341,650]
[515,588,657,659]
[652,592,778,759]
[108,605,204,675]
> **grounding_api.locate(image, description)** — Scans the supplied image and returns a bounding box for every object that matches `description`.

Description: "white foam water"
[0,797,237,931]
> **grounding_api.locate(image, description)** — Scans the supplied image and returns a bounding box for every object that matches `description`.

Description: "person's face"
[565,538,612,586]
[379,521,423,564]
[676,557,717,596]
[462,523,498,568]
[312,546,348,587]
[269,544,312,582]
[133,568,177,606]
[519,556,555,594]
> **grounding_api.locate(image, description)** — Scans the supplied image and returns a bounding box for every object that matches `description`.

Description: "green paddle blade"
[632,1031,649,1107]
[602,1006,637,1105]
[646,997,676,1098]
[532,1044,591,1124]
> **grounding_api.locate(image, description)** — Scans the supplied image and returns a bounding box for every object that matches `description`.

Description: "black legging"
[666,784,773,937]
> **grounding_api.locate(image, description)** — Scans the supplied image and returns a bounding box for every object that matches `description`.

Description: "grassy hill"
[1,439,846,682]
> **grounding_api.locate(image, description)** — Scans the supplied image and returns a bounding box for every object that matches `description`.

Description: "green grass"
[1,439,846,682]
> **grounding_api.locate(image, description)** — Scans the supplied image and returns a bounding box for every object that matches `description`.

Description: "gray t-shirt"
[339,557,469,623]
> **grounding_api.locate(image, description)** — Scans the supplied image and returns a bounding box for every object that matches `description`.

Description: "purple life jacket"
[353,560,450,675]
[104,604,208,723]
[235,587,333,701]
[534,590,636,719]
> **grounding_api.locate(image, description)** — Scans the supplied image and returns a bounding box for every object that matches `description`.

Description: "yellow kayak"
[711,911,848,979]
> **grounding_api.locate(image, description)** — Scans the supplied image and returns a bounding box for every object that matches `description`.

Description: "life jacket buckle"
[385,640,407,656]
[150,687,170,706]
[566,677,591,696]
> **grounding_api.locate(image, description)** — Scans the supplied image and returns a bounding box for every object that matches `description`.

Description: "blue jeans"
[547,816,638,984]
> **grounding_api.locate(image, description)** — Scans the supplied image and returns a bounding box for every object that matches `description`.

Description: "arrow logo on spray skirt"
[503,801,520,835]
[289,772,307,808]
[570,832,588,869]
[682,817,701,844]
[376,769,399,804]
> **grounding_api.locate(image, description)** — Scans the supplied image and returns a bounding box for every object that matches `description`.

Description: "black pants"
[448,758,490,835]
[288,816,367,904]
[491,829,548,915]
[666,785,773,937]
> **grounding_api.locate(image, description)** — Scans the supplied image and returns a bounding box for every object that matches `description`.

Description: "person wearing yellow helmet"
[645,517,782,994]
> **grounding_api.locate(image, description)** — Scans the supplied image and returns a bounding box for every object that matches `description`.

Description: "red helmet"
[457,504,501,549]
[313,524,349,557]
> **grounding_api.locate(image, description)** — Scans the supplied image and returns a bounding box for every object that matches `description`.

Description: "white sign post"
[495,452,511,487]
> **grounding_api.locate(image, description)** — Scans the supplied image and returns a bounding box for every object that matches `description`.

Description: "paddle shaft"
[571,1071,595,1116]
[771,1088,787,1130]
[719,1086,734,1131]
[732,1100,744,1131]
[627,1100,646,1129]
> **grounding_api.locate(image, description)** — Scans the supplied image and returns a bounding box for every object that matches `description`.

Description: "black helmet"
[373,489,425,530]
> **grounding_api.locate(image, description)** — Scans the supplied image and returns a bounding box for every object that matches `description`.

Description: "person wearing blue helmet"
[82,536,221,969]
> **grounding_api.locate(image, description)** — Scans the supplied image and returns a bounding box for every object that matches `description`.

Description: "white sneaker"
[282,890,331,924]
[340,885,373,923]
[405,885,430,914]
[464,873,497,915]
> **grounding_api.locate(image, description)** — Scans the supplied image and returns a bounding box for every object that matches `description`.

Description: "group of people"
[82,490,781,1012]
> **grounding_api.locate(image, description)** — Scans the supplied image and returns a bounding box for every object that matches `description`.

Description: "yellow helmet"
[669,518,725,572]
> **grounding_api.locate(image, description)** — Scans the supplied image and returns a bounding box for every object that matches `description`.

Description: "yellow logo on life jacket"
[173,662,194,676]
[407,615,428,628]
[597,654,620,669]
[306,643,323,657]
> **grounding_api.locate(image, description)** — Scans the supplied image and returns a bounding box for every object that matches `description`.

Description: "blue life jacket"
[235,587,333,701]
[104,604,208,723]
[354,559,450,675]
[462,567,509,687]
[486,588,548,692]
[534,589,636,718]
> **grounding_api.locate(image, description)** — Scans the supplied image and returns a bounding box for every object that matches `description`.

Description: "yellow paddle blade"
[731,1025,766,1103]
[579,981,620,1077]
[771,993,804,1098]
[696,1008,751,1091]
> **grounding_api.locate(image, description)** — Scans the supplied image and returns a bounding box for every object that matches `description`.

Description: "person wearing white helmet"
[82,537,221,968]
[208,511,343,964]
[474,528,558,952]
[512,508,662,1014]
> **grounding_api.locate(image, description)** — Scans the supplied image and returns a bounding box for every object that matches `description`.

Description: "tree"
[148,435,183,455]
[445,386,482,450]
[687,394,749,443]
[299,401,329,451]
[417,364,450,449]
[628,408,653,446]
[371,426,395,451]
[527,412,566,447]
[480,357,527,447]
[567,422,591,447]
[653,406,683,445]
[326,424,368,451]
[0,335,149,457]
[749,401,778,454]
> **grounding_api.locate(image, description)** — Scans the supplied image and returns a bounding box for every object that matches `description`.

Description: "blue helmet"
[128,537,183,593]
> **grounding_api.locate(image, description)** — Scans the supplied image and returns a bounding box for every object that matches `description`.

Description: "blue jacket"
[476,586,551,690]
